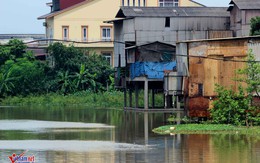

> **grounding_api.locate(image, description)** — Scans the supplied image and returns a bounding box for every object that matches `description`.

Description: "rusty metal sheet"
[207,40,247,57]
[188,97,210,117]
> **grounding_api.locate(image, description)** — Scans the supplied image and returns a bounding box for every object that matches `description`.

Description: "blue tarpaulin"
[130,62,176,79]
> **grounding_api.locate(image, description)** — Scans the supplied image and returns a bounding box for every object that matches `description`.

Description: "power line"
[1,38,260,63]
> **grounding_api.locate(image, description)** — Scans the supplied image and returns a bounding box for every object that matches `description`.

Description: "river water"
[0,106,259,163]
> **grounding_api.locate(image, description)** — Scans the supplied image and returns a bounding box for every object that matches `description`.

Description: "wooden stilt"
[144,78,149,110]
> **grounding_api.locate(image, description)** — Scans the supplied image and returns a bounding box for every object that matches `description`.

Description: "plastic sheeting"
[130,62,176,79]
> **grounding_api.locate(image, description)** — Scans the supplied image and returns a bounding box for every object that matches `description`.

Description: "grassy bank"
[0,91,124,108]
[0,90,165,108]
[153,124,260,136]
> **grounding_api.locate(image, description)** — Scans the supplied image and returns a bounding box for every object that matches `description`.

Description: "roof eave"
[38,0,93,20]
[116,8,126,18]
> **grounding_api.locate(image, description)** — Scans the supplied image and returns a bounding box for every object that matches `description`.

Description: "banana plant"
[0,66,17,96]
[56,70,75,95]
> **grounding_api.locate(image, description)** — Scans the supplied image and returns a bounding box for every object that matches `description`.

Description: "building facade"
[109,7,231,110]
[177,36,260,117]
[111,7,231,68]
[38,0,202,65]
[228,0,260,37]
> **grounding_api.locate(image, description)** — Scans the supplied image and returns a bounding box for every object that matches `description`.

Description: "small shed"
[126,41,177,80]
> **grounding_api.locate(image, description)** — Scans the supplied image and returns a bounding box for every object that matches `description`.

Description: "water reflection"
[0,107,259,163]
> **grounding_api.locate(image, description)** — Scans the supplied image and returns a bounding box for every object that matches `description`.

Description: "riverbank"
[153,124,260,136]
[0,91,124,108]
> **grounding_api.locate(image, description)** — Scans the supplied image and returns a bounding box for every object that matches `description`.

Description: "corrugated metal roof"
[116,7,229,18]
[228,0,260,10]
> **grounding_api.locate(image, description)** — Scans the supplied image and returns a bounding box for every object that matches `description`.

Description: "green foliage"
[0,40,115,101]
[250,16,260,36]
[1,58,46,96]
[236,50,260,98]
[236,50,260,126]
[210,85,249,126]
[47,43,114,93]
[1,90,124,108]
[211,50,260,127]
[153,124,260,136]
[47,42,86,72]
[8,39,27,59]
[0,39,47,97]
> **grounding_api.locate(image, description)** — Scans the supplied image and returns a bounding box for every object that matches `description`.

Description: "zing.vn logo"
[8,150,35,163]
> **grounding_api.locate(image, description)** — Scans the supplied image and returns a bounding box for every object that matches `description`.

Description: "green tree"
[236,50,260,126]
[84,53,114,91]
[8,39,27,59]
[0,45,11,65]
[47,42,86,72]
[237,50,260,98]
[250,16,260,36]
[1,58,46,96]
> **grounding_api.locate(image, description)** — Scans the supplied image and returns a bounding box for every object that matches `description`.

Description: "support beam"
[144,78,149,110]
[144,112,149,145]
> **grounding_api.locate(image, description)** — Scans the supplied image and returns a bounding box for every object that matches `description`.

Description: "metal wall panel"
[248,42,260,61]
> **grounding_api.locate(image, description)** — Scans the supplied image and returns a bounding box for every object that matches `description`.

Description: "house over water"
[107,6,232,110]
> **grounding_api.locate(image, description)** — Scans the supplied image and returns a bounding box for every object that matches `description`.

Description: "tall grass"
[0,90,124,108]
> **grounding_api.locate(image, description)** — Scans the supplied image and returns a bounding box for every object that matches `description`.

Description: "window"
[159,0,179,7]
[101,27,112,41]
[82,26,88,41]
[198,84,203,96]
[62,26,69,40]
[102,52,112,65]
[165,17,170,27]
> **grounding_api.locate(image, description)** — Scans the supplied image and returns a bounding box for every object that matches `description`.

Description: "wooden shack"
[123,41,179,110]
[177,36,260,117]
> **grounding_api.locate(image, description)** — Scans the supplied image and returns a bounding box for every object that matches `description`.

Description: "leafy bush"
[0,40,46,97]
[210,85,249,126]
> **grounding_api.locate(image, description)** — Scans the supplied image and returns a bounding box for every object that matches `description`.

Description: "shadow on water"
[0,106,259,163]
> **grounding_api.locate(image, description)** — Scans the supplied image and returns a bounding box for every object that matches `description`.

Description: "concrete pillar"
[144,79,149,110]
[144,112,148,145]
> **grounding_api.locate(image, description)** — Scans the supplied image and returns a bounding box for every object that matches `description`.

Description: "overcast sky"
[0,0,231,34]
